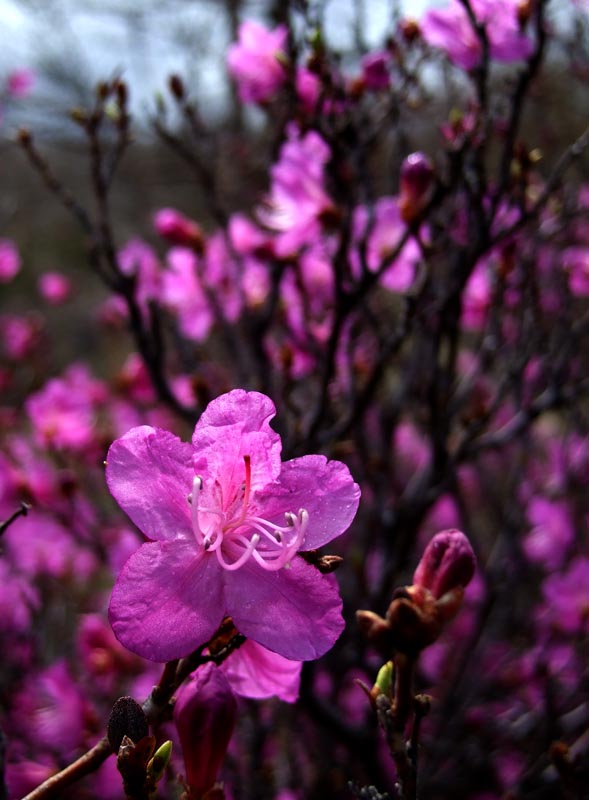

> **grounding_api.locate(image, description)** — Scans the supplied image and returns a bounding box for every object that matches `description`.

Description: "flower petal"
[254,454,360,550]
[226,557,344,660]
[109,541,225,661]
[221,640,301,702]
[106,426,194,542]
[192,389,282,494]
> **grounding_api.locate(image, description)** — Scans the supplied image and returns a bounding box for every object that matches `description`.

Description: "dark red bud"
[399,151,435,223]
[412,529,476,599]
[174,664,237,799]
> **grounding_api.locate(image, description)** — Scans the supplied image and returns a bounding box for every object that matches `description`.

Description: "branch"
[0,502,31,538]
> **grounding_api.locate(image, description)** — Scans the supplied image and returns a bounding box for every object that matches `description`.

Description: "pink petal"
[226,557,344,660]
[221,640,301,702]
[106,426,194,542]
[255,455,360,550]
[192,390,282,493]
[109,541,225,661]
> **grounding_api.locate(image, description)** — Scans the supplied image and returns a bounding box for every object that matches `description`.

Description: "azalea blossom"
[0,239,21,282]
[107,389,360,662]
[257,125,335,257]
[227,20,288,104]
[420,0,533,71]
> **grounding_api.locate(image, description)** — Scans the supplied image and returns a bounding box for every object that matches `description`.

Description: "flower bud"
[360,51,391,92]
[399,152,435,224]
[107,696,149,753]
[385,585,444,653]
[174,663,237,800]
[147,739,173,785]
[153,208,204,252]
[400,19,421,43]
[412,529,476,600]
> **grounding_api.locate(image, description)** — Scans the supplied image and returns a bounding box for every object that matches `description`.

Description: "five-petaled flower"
[106,389,360,662]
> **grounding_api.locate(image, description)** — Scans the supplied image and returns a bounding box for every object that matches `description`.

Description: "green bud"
[147,739,173,784]
[375,661,394,698]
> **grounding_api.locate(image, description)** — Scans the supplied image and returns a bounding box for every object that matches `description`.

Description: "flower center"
[188,455,308,572]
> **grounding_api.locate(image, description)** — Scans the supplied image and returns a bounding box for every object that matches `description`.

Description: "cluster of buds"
[357,529,476,657]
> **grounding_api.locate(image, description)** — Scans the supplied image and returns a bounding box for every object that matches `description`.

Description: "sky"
[0,0,434,124]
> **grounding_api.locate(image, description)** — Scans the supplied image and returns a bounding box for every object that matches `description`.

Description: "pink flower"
[38,271,72,304]
[10,661,93,759]
[462,261,492,330]
[3,511,97,579]
[540,557,589,634]
[117,238,161,316]
[563,246,589,295]
[6,68,35,98]
[522,496,574,570]
[420,0,533,71]
[0,313,42,360]
[107,389,360,662]
[227,21,288,104]
[351,197,421,292]
[162,233,242,342]
[0,559,40,635]
[25,363,107,453]
[0,238,20,282]
[257,125,335,257]
[295,67,322,114]
[162,247,213,341]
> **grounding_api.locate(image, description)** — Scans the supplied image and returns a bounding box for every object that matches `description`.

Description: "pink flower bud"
[413,529,476,600]
[360,51,391,91]
[174,664,237,799]
[153,208,204,251]
[399,152,434,223]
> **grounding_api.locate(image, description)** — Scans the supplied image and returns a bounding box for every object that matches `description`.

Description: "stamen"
[190,476,204,543]
[189,457,310,574]
[216,533,261,571]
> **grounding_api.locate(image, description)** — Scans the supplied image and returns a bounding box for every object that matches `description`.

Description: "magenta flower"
[6,68,35,99]
[351,197,422,292]
[540,557,589,635]
[420,0,533,71]
[107,389,360,662]
[227,21,288,104]
[25,363,107,453]
[257,125,335,258]
[38,271,72,305]
[0,238,21,282]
